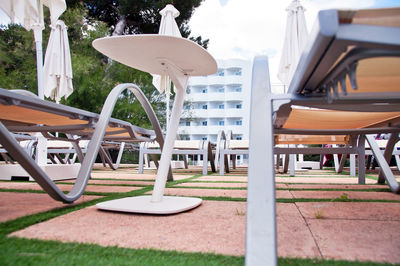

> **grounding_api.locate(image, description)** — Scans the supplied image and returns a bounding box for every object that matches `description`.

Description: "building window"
[236,136,242,140]
[217,69,224,76]
[202,137,207,140]
[218,104,224,109]
[235,120,242,126]
[218,88,224,93]
[202,88,207,93]
[202,121,208,126]
[184,104,191,110]
[218,121,224,126]
[235,69,242,76]
[235,87,242,92]
[202,105,208,110]
[235,104,242,109]
[185,121,190,126]
[186,88,191,94]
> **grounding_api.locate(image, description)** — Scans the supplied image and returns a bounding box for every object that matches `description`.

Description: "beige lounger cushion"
[283,109,400,130]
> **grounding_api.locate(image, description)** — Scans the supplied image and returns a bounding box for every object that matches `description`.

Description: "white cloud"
[188,0,382,83]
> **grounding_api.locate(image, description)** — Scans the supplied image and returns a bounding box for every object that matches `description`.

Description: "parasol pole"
[32,0,44,100]
[166,92,170,130]
[33,0,47,165]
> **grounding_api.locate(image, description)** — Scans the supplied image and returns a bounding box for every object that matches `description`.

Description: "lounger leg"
[208,142,216,173]
[276,154,281,170]
[138,149,144,174]
[202,151,208,175]
[357,135,366,185]
[114,142,125,169]
[289,153,295,177]
[246,56,277,265]
[283,154,289,173]
[219,151,225,175]
[377,133,399,184]
[224,154,230,174]
[333,145,340,172]
[319,154,324,169]
[350,154,356,176]
[366,134,400,193]
[338,153,347,173]
[395,154,400,172]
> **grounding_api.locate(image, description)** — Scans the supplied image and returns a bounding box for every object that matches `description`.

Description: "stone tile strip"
[0,192,98,222]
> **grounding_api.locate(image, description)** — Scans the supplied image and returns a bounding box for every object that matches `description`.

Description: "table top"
[92,35,217,76]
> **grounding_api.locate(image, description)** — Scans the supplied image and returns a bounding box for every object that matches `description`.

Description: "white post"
[151,88,185,202]
[166,93,170,131]
[33,0,45,99]
[36,134,47,165]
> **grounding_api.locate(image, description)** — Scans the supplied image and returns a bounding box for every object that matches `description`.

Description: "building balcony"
[207,93,225,102]
[178,125,248,138]
[189,76,209,86]
[207,109,226,117]
[178,126,210,135]
[224,108,244,117]
[225,125,247,135]
[190,109,209,118]
[225,92,244,101]
[224,75,243,85]
[207,76,225,85]
[186,93,209,102]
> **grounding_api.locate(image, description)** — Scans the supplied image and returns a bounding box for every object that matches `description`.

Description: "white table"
[92,35,217,214]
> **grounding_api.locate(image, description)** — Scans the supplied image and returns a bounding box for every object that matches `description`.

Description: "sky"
[188,0,400,84]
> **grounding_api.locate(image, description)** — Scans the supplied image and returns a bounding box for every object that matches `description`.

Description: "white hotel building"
[178,59,253,143]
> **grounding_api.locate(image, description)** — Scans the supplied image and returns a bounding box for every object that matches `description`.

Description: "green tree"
[66,0,209,48]
[0,1,205,130]
[0,24,38,92]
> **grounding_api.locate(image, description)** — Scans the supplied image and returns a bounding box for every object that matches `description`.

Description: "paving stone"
[291,190,400,201]
[0,192,98,222]
[296,202,400,221]
[307,219,400,264]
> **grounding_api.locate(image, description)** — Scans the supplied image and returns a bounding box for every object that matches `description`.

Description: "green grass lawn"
[0,171,397,265]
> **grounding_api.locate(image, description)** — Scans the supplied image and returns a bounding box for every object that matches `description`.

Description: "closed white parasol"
[152,4,182,129]
[43,19,73,102]
[0,0,67,99]
[277,0,308,91]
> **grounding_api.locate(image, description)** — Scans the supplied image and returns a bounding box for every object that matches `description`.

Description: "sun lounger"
[0,84,165,202]
[246,7,400,264]
[139,140,216,175]
[365,139,400,171]
[46,140,89,165]
[0,134,36,164]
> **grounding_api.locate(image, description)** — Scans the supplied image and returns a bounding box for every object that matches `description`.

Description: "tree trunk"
[103,16,127,81]
[112,16,126,36]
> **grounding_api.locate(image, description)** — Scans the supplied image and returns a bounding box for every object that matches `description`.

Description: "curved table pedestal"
[92,35,217,214]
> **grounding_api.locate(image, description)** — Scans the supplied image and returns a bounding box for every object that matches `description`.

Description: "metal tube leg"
[203,150,208,175]
[138,144,144,174]
[366,134,400,193]
[350,154,356,176]
[246,56,277,265]
[289,154,295,176]
[219,151,225,176]
[357,135,366,185]
[151,89,186,202]
[378,133,399,183]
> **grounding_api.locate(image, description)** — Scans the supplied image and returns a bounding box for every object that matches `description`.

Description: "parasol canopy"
[277,0,308,90]
[43,19,73,102]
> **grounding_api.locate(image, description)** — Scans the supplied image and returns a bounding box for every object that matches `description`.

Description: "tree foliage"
[67,0,209,48]
[0,1,206,130]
